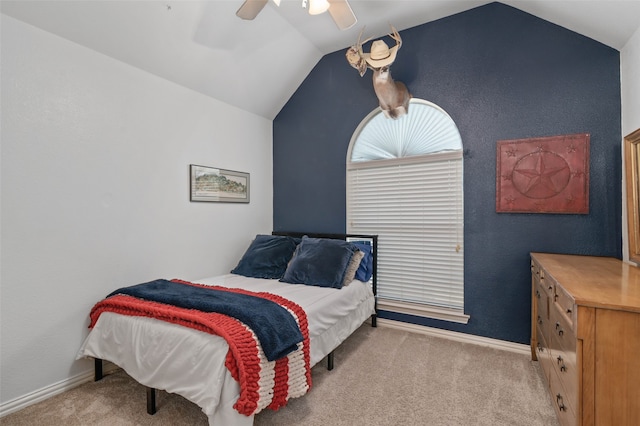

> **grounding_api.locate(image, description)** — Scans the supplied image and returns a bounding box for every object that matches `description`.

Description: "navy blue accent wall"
[273,2,621,344]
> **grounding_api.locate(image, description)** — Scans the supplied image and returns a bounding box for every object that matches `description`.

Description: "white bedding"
[77,273,375,426]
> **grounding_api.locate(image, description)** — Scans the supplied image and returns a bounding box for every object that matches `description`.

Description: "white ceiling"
[3,0,640,120]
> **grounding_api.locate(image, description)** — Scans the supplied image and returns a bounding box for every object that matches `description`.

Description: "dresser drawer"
[549,366,577,426]
[550,304,576,354]
[554,282,577,329]
[549,340,578,415]
[534,279,550,325]
[536,326,552,383]
[531,259,542,280]
[532,259,553,298]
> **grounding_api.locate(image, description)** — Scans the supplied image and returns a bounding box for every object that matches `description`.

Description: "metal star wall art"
[496,133,590,214]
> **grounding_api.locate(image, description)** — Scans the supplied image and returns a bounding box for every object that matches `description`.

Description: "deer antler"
[355,26,374,56]
[388,25,402,50]
[346,26,373,77]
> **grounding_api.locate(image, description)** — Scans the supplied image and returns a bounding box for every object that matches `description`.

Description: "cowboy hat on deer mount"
[363,39,399,69]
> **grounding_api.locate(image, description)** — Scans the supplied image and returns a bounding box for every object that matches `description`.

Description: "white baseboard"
[377,318,531,356]
[0,361,119,418]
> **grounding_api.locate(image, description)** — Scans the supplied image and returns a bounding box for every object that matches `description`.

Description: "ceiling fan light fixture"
[308,0,330,15]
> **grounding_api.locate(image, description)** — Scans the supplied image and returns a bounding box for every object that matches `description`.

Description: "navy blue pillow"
[280,236,358,289]
[352,241,374,282]
[231,234,298,279]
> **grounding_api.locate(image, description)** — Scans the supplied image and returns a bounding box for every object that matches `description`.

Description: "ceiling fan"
[236,0,357,31]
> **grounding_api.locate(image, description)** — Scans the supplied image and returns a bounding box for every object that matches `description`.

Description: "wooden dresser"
[530,253,640,426]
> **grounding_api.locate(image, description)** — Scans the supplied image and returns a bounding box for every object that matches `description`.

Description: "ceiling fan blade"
[328,0,357,30]
[236,0,269,20]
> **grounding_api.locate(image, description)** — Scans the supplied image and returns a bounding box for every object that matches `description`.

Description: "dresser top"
[531,252,640,313]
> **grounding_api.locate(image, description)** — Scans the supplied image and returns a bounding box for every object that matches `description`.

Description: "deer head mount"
[346,26,412,119]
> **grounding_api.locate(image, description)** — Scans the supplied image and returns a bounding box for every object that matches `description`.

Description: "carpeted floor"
[1,325,559,426]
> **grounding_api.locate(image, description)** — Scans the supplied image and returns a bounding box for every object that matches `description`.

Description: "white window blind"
[346,99,465,316]
[347,152,463,310]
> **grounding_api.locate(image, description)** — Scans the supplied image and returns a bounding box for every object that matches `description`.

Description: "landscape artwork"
[496,133,589,214]
[190,164,250,203]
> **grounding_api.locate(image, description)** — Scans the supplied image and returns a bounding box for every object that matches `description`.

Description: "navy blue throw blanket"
[106,279,303,361]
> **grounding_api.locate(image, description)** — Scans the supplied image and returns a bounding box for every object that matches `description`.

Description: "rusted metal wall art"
[496,133,589,214]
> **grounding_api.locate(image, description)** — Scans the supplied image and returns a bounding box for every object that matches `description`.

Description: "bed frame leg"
[327,351,334,371]
[146,387,157,415]
[94,358,103,381]
[372,314,377,328]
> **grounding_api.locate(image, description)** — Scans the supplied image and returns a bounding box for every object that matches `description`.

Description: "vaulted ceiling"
[2,1,640,119]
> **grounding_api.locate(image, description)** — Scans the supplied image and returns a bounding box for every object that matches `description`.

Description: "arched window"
[346,98,468,323]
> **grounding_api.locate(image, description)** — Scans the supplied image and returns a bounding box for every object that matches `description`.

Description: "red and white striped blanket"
[89,279,312,416]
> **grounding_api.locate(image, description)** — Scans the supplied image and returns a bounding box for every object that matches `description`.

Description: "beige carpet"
[2,325,559,426]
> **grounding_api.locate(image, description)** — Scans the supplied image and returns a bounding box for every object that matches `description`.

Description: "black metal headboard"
[272,231,378,326]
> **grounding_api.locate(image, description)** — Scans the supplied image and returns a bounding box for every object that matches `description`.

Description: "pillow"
[351,241,374,282]
[342,249,365,286]
[230,234,298,279]
[280,236,358,289]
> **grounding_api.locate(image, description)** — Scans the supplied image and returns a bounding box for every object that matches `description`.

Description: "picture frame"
[624,128,640,264]
[496,133,590,214]
[190,164,250,203]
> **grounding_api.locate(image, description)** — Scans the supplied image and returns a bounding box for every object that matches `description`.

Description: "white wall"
[0,14,273,407]
[622,26,640,136]
[621,24,640,263]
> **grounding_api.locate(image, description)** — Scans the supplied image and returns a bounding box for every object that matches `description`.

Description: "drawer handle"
[537,342,544,353]
[556,394,566,411]
[557,356,567,372]
[566,308,572,314]
[536,290,541,299]
[555,322,564,336]
[537,315,543,325]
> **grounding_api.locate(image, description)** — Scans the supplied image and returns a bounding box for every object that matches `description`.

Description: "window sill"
[377,299,470,324]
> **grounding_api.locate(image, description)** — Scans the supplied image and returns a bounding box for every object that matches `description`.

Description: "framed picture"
[190,164,250,203]
[496,133,589,214]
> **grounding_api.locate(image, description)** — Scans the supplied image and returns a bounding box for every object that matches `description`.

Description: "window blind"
[347,151,464,311]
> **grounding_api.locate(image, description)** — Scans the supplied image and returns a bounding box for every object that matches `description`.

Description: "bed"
[76,232,377,426]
